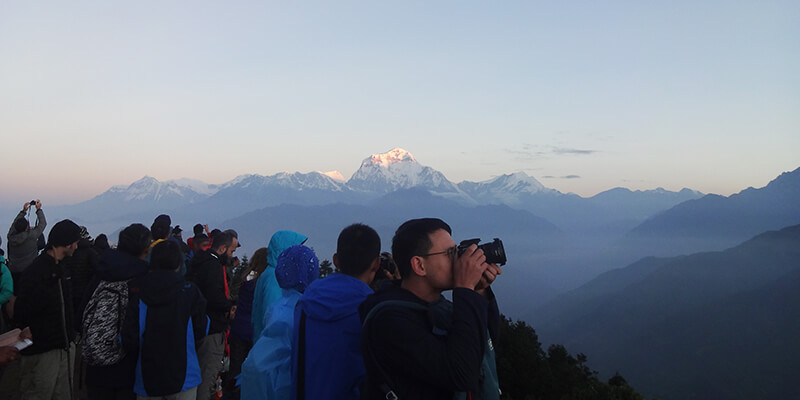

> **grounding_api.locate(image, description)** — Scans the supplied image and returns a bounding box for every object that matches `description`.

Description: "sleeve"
[370,288,489,393]
[0,262,13,305]
[32,209,46,237]
[191,285,209,344]
[484,287,501,344]
[203,261,233,313]
[121,289,140,353]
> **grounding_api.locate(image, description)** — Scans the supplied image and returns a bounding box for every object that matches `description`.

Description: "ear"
[409,255,426,277]
[368,256,380,273]
[332,253,340,269]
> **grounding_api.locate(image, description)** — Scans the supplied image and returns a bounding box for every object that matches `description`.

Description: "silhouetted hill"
[534,224,800,400]
[618,167,800,259]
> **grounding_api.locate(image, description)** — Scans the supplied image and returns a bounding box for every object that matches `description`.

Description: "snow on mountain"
[347,148,464,196]
[169,178,219,196]
[100,176,211,202]
[219,171,346,192]
[458,172,560,205]
[319,170,346,182]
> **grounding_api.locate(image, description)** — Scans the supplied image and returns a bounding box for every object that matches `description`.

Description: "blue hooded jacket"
[251,231,307,337]
[240,288,302,400]
[291,273,373,400]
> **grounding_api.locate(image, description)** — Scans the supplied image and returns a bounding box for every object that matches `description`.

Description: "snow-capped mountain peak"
[483,171,547,193]
[362,147,416,168]
[319,170,346,182]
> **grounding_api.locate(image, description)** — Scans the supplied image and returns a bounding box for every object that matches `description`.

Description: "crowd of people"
[0,200,503,400]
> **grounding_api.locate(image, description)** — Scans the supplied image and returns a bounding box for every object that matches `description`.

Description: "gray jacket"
[7,209,46,273]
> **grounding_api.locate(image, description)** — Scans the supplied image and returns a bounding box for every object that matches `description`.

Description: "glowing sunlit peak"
[364,148,416,168]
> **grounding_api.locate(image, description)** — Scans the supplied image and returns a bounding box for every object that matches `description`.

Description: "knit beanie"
[48,219,81,248]
[275,245,319,293]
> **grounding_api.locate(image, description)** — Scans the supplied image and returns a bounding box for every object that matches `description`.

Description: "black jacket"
[123,269,207,396]
[186,250,232,334]
[359,283,499,400]
[64,238,99,321]
[79,248,149,390]
[14,252,73,355]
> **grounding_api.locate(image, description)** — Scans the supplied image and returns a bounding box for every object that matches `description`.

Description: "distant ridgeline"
[533,223,800,400]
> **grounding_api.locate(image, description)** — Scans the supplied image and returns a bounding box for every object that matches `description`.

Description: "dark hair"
[336,223,381,277]
[150,222,170,240]
[193,223,204,236]
[211,231,234,251]
[391,218,451,278]
[118,224,152,258]
[14,218,28,233]
[150,240,183,271]
[235,247,269,293]
[94,234,110,250]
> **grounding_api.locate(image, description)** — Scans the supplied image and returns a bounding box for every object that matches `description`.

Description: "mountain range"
[32,149,800,314]
[532,224,800,399]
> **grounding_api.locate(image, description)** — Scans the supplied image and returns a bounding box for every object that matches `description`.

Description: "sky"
[2,1,798,207]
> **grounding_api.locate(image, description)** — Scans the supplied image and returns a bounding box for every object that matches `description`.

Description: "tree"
[495,315,644,400]
[319,259,334,278]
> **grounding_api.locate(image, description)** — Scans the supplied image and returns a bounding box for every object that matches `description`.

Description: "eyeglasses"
[419,246,457,259]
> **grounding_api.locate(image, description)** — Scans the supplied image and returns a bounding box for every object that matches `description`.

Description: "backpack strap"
[362,300,429,400]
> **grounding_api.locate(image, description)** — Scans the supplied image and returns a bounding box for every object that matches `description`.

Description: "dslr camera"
[457,238,507,266]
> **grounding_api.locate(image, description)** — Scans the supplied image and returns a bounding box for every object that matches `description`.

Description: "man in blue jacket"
[291,223,381,400]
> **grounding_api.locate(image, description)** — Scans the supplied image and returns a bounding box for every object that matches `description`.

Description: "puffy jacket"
[6,209,46,273]
[124,269,208,397]
[251,231,307,337]
[291,273,373,400]
[241,288,302,400]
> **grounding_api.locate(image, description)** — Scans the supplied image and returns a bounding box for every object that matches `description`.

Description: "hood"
[299,273,373,322]
[267,230,307,267]
[96,248,149,282]
[136,270,187,305]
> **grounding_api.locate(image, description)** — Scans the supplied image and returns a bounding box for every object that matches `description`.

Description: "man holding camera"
[7,200,46,285]
[359,218,502,400]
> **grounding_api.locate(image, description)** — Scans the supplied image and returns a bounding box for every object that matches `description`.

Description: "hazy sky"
[2,1,798,207]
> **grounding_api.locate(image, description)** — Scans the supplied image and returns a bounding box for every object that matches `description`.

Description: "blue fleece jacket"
[291,273,373,400]
[251,231,307,337]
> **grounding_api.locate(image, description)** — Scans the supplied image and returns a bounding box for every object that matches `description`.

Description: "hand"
[229,305,237,320]
[0,347,20,365]
[4,296,16,320]
[23,202,29,211]
[35,200,42,210]
[475,263,502,294]
[203,224,210,234]
[20,327,32,341]
[452,244,488,290]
